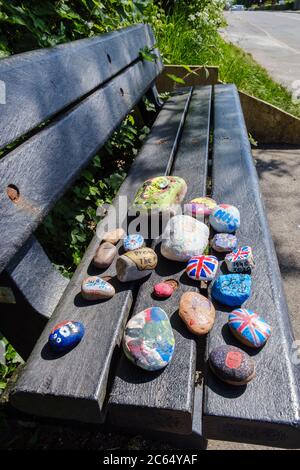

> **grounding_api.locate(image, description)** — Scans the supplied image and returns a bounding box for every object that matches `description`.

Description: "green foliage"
[0,335,23,391]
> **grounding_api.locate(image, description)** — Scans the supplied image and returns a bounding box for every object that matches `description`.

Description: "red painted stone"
[153,282,173,298]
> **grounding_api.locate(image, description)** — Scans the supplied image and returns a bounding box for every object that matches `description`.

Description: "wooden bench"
[0,24,299,449]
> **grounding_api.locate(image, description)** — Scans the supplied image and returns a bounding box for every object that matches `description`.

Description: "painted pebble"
[102,228,125,245]
[228,308,272,348]
[209,204,240,233]
[186,255,218,281]
[81,276,115,300]
[123,233,144,252]
[161,215,209,262]
[179,292,215,335]
[212,274,251,307]
[48,321,85,353]
[211,233,238,253]
[123,306,175,371]
[116,247,158,282]
[184,197,217,218]
[131,176,187,215]
[93,242,117,269]
[153,279,179,299]
[225,246,255,273]
[209,345,255,386]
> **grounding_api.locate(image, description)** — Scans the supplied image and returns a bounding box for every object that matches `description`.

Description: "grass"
[155,11,300,119]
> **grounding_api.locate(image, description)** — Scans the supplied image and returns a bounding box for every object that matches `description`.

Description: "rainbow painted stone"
[131,176,187,215]
[184,197,217,218]
[123,307,175,371]
[211,233,238,253]
[186,255,218,281]
[228,308,272,348]
[225,246,254,273]
[123,233,144,251]
[209,344,255,386]
[209,204,240,233]
[212,274,251,307]
[48,321,85,353]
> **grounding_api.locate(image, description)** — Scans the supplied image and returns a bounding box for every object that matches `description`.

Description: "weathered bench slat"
[108,86,212,436]
[9,91,191,424]
[203,84,300,448]
[0,24,158,149]
[0,58,162,274]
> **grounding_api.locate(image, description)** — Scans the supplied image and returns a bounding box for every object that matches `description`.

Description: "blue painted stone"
[48,321,85,353]
[123,307,175,371]
[212,274,251,307]
[209,204,240,233]
[123,233,144,251]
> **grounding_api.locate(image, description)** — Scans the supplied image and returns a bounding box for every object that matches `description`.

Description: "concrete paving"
[221,11,300,91]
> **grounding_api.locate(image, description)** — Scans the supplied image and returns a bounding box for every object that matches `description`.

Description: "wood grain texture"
[108,87,212,435]
[203,84,300,448]
[0,24,159,149]
[9,91,191,424]
[0,58,162,274]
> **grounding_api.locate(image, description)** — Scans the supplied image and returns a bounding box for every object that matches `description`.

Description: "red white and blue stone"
[186,255,218,281]
[228,308,271,348]
[123,233,144,251]
[48,321,85,353]
[225,246,254,273]
[209,204,240,233]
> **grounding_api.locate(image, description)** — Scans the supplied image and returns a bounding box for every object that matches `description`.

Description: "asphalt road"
[221,11,300,91]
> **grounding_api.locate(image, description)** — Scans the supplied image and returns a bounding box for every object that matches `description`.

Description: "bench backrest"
[0,24,162,273]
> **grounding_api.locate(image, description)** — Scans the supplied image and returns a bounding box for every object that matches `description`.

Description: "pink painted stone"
[153,282,173,298]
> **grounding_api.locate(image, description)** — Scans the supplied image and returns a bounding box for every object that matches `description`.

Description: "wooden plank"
[0,57,162,274]
[203,84,300,448]
[0,24,160,149]
[9,91,192,424]
[108,86,212,435]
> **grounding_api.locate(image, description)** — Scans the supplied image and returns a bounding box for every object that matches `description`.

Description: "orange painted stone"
[179,291,215,335]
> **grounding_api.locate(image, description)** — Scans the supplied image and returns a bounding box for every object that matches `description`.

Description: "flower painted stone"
[102,228,125,245]
[209,345,255,386]
[123,307,175,371]
[153,279,179,299]
[212,274,251,307]
[228,308,272,348]
[81,276,115,300]
[186,255,218,281]
[184,197,217,218]
[123,233,144,252]
[161,215,209,262]
[93,242,117,269]
[211,233,238,253]
[48,321,85,353]
[179,292,215,335]
[225,246,254,273]
[116,247,158,282]
[131,176,187,215]
[209,204,240,233]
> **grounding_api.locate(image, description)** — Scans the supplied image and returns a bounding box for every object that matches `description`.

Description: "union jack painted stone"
[225,246,254,273]
[228,308,271,348]
[186,255,218,281]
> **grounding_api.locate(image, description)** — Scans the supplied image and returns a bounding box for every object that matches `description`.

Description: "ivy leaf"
[75,214,85,223]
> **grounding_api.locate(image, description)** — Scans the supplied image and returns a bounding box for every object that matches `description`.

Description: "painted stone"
[209,204,240,233]
[131,176,187,215]
[123,306,175,371]
[116,247,158,282]
[212,274,251,307]
[211,233,238,253]
[228,308,272,348]
[161,215,209,262]
[225,246,255,273]
[209,345,255,386]
[81,276,115,300]
[186,255,218,281]
[153,279,179,299]
[102,228,125,245]
[48,321,84,353]
[179,292,215,335]
[184,197,217,218]
[123,233,144,252]
[93,242,117,269]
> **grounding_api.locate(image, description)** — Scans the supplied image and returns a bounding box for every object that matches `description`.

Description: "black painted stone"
[209,345,255,386]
